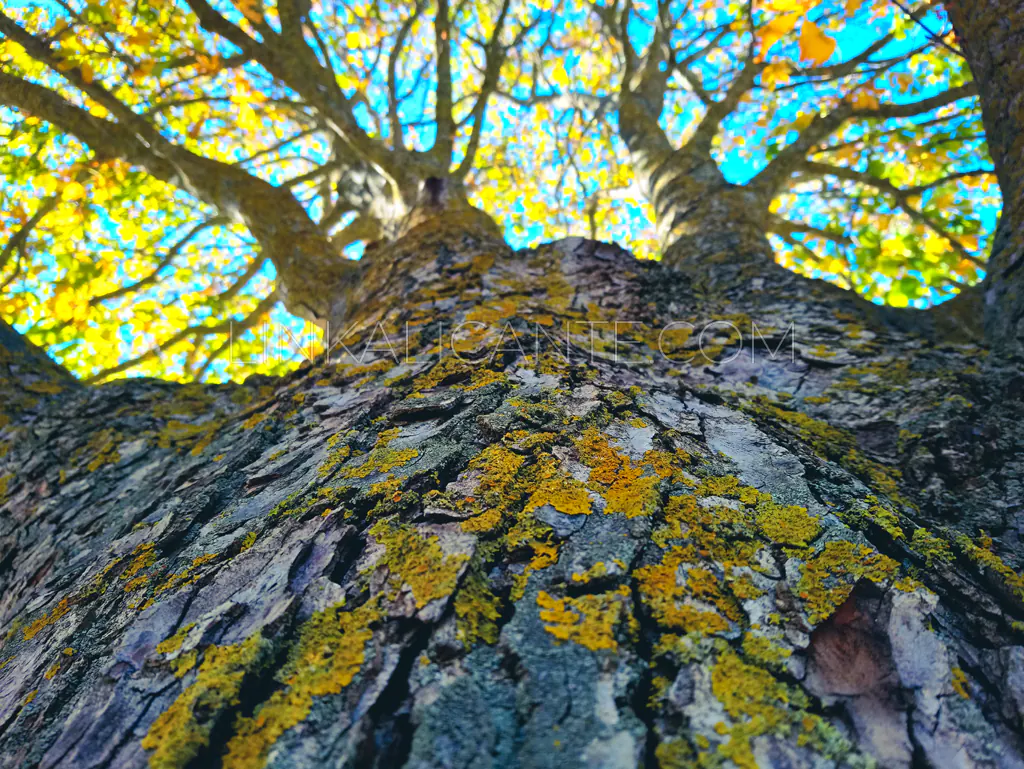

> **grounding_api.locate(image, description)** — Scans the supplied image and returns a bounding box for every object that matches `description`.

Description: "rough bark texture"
[1,215,1023,769]
[946,0,1024,352]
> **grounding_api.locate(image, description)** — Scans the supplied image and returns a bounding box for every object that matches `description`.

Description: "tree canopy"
[0,0,999,382]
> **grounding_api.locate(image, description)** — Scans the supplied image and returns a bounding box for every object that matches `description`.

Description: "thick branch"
[0,72,352,322]
[432,0,455,166]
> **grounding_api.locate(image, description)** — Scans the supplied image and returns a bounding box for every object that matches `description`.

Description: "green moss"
[141,634,268,769]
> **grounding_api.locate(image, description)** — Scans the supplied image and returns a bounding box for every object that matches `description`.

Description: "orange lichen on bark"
[536,586,632,652]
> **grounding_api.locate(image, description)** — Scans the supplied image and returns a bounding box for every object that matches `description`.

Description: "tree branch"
[89,216,230,306]
[432,0,455,166]
[0,71,352,323]
[455,0,512,178]
[800,160,987,267]
[83,291,278,384]
[767,214,854,246]
[387,4,423,150]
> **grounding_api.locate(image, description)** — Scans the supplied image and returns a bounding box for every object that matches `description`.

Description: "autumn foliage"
[0,0,997,381]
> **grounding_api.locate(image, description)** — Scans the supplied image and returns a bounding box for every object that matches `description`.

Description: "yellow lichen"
[340,428,418,480]
[155,554,218,594]
[142,634,268,769]
[369,521,469,609]
[454,569,502,646]
[23,597,72,641]
[171,650,199,678]
[951,666,970,699]
[797,541,900,623]
[121,542,157,583]
[710,649,794,769]
[536,586,631,652]
[634,546,737,636]
[957,533,1024,603]
[910,527,953,567]
[241,412,270,430]
[754,502,821,547]
[156,623,197,655]
[523,459,592,517]
[223,602,379,769]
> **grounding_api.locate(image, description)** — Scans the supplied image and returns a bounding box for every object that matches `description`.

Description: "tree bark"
[1,214,1023,769]
[946,0,1024,353]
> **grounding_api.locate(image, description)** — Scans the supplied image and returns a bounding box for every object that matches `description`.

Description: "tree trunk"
[946,0,1024,353]
[618,92,775,273]
[1,211,1023,769]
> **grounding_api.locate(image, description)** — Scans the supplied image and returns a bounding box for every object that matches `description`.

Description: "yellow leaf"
[799,21,836,65]
[345,30,362,48]
[236,0,263,23]
[849,90,880,110]
[765,0,815,11]
[237,103,261,131]
[80,63,94,83]
[845,0,865,13]
[760,14,800,55]
[62,182,86,201]
[762,61,792,89]
[551,63,570,88]
[127,31,154,47]
[132,60,155,82]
